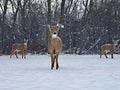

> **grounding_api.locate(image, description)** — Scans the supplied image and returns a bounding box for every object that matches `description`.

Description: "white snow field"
[0,54,120,90]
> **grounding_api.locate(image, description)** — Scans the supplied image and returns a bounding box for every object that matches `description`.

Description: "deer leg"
[51,54,54,70]
[22,50,26,59]
[111,52,114,59]
[10,54,12,58]
[104,53,108,58]
[100,52,102,58]
[15,52,18,59]
[22,51,24,59]
[100,54,102,58]
[10,50,14,58]
[10,50,17,58]
[55,53,59,70]
[24,50,26,59]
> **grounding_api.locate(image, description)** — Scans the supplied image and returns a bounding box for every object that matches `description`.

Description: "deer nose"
[54,32,56,35]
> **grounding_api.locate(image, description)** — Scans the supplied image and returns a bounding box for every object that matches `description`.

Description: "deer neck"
[112,44,116,49]
[24,42,27,46]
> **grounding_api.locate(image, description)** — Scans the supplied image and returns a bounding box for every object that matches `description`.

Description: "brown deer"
[100,40,119,59]
[10,39,28,59]
[48,24,63,70]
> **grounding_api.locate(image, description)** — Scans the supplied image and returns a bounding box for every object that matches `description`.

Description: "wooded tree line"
[0,0,120,54]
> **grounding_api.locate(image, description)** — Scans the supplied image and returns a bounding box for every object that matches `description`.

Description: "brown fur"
[10,40,28,59]
[100,40,119,59]
[48,25,62,70]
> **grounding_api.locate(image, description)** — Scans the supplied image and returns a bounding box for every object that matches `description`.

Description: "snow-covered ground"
[0,54,120,90]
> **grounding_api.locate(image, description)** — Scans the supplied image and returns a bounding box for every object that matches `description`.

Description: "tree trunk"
[60,0,66,24]
[47,0,51,46]
[1,0,9,54]
[47,0,51,25]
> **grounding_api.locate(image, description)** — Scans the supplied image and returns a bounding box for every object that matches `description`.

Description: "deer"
[48,24,63,70]
[10,39,28,59]
[100,40,119,59]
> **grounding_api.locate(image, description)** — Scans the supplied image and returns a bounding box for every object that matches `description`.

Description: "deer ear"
[56,24,59,31]
[57,23,64,28]
[57,23,60,27]
[26,39,28,42]
[47,25,50,28]
[61,24,64,28]
[112,40,115,42]
[47,25,51,32]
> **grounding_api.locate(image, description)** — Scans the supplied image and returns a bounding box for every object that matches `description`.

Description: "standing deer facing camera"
[48,24,63,70]
[10,39,28,59]
[100,40,119,59]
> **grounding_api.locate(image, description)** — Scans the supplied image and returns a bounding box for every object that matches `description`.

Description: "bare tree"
[83,0,89,17]
[60,0,66,24]
[1,0,9,53]
[47,0,51,25]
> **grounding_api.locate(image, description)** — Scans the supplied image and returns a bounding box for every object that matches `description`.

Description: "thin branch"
[0,3,3,12]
